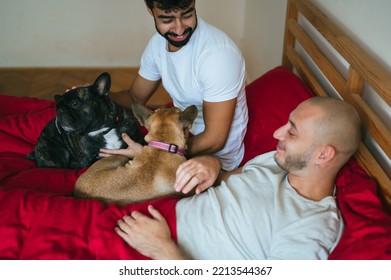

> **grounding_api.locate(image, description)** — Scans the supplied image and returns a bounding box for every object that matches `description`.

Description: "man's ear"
[317,145,336,164]
[145,0,153,16]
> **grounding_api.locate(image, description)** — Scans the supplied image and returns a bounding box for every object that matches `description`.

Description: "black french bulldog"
[27,72,145,169]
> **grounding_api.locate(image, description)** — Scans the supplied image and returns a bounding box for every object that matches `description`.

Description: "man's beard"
[274,152,310,171]
[156,20,197,48]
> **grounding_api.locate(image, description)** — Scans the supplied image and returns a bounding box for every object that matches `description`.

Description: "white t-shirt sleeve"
[197,45,245,102]
[138,36,162,82]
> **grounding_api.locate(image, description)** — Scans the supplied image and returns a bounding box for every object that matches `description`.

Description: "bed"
[1,0,390,260]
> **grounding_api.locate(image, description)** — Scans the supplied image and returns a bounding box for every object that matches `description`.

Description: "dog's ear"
[131,102,153,126]
[54,94,63,104]
[93,72,111,96]
[180,105,198,128]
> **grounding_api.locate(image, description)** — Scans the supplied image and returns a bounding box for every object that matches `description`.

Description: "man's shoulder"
[147,32,165,46]
[192,18,243,66]
[245,151,277,166]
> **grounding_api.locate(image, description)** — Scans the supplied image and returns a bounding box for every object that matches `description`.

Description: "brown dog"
[74,103,198,205]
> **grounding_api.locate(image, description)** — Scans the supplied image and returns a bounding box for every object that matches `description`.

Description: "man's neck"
[287,173,335,201]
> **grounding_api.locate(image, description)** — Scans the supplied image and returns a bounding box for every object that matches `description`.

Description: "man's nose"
[273,124,287,140]
[173,19,186,35]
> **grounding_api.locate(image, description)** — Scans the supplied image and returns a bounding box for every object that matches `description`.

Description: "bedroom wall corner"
[242,0,288,83]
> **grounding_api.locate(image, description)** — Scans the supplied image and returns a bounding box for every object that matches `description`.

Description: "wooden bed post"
[282,0,298,69]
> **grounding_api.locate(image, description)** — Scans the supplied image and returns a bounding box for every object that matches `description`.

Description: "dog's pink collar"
[148,141,186,156]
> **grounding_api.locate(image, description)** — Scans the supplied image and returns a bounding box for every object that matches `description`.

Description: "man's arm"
[218,166,243,185]
[186,98,237,157]
[110,74,161,109]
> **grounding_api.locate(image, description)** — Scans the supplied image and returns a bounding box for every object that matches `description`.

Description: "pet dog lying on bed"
[74,103,198,205]
[27,72,144,169]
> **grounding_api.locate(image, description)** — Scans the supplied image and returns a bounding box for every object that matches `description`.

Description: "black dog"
[27,72,144,169]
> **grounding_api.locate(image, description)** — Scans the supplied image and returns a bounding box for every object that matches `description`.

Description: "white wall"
[0,0,149,66]
[0,0,244,67]
[1,0,390,81]
[242,0,287,82]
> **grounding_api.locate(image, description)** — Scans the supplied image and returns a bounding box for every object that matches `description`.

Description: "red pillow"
[240,66,314,165]
[329,159,391,259]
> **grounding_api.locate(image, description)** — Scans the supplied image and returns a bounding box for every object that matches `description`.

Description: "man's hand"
[99,133,143,159]
[174,155,221,195]
[115,205,186,260]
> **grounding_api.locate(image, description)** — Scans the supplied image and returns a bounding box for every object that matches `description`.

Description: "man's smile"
[170,33,188,41]
[276,141,285,153]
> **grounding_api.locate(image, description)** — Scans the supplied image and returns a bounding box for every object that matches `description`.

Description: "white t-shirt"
[176,151,344,259]
[139,18,248,170]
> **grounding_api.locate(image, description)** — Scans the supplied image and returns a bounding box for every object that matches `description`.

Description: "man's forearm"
[186,132,226,158]
[215,167,243,185]
[110,89,135,110]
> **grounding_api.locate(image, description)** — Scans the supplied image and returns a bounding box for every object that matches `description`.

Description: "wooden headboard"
[282,0,391,207]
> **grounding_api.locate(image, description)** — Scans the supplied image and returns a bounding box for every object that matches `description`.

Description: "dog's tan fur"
[74,103,198,205]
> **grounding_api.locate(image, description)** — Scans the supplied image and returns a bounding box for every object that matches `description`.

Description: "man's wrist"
[152,240,187,260]
[214,168,225,186]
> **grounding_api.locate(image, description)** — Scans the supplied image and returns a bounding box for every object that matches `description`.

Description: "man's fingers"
[98,152,111,158]
[195,181,212,195]
[182,176,201,194]
[147,205,164,221]
[130,210,146,220]
[99,148,122,158]
[65,85,88,92]
[114,226,134,247]
[122,133,136,146]
[117,216,132,231]
[174,162,195,191]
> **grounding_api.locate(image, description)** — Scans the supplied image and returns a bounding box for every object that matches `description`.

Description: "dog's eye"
[70,100,80,108]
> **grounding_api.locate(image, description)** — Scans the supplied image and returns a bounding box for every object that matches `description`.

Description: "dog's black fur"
[27,72,144,169]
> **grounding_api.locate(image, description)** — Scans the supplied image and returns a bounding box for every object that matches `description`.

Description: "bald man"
[115,96,362,260]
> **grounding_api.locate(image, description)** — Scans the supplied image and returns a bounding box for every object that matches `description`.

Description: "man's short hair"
[145,0,194,13]
[309,96,362,158]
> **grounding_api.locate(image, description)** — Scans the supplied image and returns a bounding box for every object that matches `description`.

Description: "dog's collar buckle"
[168,144,179,154]
[148,141,185,156]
